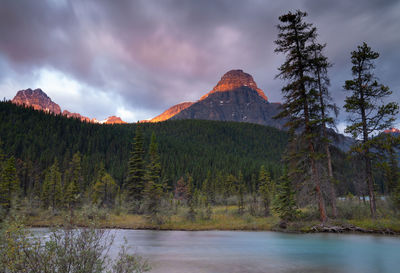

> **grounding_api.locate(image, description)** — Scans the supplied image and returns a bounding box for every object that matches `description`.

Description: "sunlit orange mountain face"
[11,88,126,124]
[147,69,285,129]
[384,128,400,134]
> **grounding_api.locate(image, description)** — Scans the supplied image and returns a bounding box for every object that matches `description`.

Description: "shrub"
[0,220,150,273]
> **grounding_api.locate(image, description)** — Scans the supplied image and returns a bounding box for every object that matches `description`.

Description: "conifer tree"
[310,41,339,218]
[174,177,188,201]
[125,126,146,201]
[393,182,400,211]
[65,181,79,210]
[186,174,196,221]
[275,10,327,222]
[41,159,62,210]
[273,171,297,222]
[92,172,118,207]
[344,42,399,217]
[0,156,19,210]
[66,152,83,192]
[236,171,245,215]
[258,165,273,216]
[0,139,4,165]
[201,171,215,204]
[143,132,164,217]
[374,133,400,204]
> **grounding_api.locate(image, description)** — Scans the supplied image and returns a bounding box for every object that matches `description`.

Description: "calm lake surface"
[34,229,400,273]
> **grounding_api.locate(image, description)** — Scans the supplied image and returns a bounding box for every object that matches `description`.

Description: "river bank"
[22,210,400,235]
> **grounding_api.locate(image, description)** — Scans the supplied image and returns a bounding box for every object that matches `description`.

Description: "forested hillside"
[0,101,370,198]
[0,101,288,192]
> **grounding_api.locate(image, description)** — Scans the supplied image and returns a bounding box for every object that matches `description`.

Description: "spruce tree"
[65,181,79,210]
[92,172,118,207]
[143,132,164,217]
[186,174,196,221]
[201,171,215,204]
[273,171,297,222]
[236,171,245,215]
[275,10,327,222]
[175,177,188,201]
[125,126,146,201]
[0,139,4,165]
[310,41,339,218]
[258,165,273,216]
[343,42,399,217]
[374,133,400,202]
[0,156,19,210]
[66,152,83,193]
[41,159,62,210]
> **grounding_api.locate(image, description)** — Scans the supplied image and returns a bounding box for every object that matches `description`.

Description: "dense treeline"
[0,101,288,194]
[0,99,384,218]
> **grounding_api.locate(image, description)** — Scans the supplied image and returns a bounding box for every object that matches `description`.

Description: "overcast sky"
[1,0,399,129]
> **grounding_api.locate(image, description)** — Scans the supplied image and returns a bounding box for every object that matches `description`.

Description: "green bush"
[0,220,150,273]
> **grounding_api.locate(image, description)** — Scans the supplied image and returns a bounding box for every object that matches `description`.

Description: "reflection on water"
[33,229,400,273]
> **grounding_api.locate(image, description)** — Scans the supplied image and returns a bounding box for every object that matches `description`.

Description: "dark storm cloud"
[0,0,399,123]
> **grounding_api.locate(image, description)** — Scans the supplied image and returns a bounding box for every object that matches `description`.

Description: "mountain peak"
[149,102,194,123]
[200,69,268,101]
[12,88,61,115]
[12,88,126,124]
[384,128,400,134]
[102,116,127,124]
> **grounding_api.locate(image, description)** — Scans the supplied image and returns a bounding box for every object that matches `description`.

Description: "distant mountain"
[384,128,400,136]
[149,69,285,129]
[199,69,268,101]
[12,88,62,115]
[149,102,194,122]
[101,116,127,124]
[173,87,284,129]
[62,110,94,123]
[11,88,126,124]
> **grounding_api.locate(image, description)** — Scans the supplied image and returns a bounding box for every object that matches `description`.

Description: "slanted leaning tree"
[275,10,327,222]
[310,41,339,218]
[344,42,399,218]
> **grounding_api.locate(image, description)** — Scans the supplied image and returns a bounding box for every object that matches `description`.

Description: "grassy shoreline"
[22,211,400,235]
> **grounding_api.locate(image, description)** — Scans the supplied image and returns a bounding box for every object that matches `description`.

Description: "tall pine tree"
[344,42,399,217]
[275,10,327,222]
[92,172,118,207]
[258,165,273,216]
[125,126,146,201]
[310,41,339,218]
[143,132,164,217]
[273,170,298,222]
[0,156,19,210]
[41,159,62,210]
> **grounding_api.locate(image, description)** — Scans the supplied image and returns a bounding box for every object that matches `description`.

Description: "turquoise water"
[34,229,400,273]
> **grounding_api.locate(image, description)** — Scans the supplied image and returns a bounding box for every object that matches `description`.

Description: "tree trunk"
[314,45,337,218]
[293,25,327,223]
[365,149,377,217]
[325,136,337,218]
[310,141,327,223]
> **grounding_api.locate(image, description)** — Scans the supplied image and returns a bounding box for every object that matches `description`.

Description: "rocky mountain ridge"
[149,102,194,122]
[12,88,62,115]
[12,88,126,124]
[148,69,284,128]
